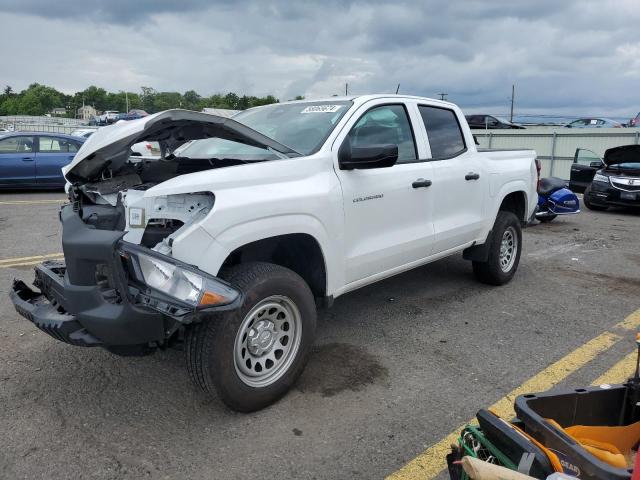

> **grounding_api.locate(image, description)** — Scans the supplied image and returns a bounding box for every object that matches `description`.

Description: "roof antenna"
[395,84,400,94]
[345,83,348,96]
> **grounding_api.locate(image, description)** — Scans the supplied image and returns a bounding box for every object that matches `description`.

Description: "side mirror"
[338,138,398,170]
[590,161,604,168]
[473,135,480,146]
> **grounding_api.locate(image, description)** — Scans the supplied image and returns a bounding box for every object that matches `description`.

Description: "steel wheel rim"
[499,226,518,272]
[233,295,303,388]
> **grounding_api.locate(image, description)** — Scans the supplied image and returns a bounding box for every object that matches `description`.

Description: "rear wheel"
[186,262,316,412]
[583,186,608,211]
[472,211,522,285]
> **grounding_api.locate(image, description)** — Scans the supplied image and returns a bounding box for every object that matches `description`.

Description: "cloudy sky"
[2,0,639,117]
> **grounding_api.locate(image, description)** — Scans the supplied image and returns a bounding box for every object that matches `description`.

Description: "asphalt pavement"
[1,191,639,479]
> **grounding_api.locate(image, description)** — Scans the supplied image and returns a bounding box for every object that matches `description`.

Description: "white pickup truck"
[11,95,538,411]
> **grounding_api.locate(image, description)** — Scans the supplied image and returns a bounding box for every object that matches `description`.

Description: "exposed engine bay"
[68,156,240,255]
[65,109,299,258]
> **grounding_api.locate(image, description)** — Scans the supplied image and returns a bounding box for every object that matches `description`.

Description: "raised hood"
[63,109,299,183]
[604,144,640,166]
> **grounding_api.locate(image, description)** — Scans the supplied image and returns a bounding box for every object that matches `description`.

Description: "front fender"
[177,214,339,296]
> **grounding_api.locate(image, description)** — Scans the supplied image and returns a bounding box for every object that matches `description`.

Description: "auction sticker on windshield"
[301,105,343,113]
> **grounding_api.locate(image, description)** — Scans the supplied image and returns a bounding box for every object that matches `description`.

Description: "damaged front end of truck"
[10,109,297,356]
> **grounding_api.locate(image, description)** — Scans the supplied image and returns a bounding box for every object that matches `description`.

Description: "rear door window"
[418,106,466,159]
[39,137,80,153]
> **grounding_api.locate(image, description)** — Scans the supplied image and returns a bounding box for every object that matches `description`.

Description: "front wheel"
[472,211,522,285]
[186,262,317,412]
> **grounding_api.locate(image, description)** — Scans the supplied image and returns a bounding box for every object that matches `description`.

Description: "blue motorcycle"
[536,177,580,222]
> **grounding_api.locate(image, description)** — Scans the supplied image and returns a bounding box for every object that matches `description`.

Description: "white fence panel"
[476,128,640,179]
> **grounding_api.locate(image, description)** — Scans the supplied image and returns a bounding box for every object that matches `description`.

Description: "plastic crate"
[515,384,637,479]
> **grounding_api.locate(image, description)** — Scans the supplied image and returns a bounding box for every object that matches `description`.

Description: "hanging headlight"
[122,244,240,310]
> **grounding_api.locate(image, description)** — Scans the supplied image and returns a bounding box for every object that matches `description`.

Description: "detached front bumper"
[11,264,102,347]
[10,204,241,352]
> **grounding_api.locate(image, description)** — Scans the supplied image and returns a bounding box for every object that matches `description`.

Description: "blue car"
[0,132,85,189]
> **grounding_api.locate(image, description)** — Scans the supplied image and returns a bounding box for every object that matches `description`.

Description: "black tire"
[583,186,608,211]
[185,262,316,412]
[472,211,522,285]
[538,214,557,223]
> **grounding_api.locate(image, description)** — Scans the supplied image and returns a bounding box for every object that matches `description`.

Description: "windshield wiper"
[267,146,293,160]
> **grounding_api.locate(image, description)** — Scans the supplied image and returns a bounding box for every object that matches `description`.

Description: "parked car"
[130,140,160,157]
[565,118,623,128]
[70,127,99,138]
[71,126,157,156]
[629,112,640,128]
[0,132,84,189]
[11,97,538,412]
[465,115,525,129]
[116,109,149,121]
[96,110,119,125]
[569,145,640,210]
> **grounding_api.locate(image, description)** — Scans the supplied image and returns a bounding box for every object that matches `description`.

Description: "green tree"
[12,83,65,115]
[140,86,157,113]
[154,91,182,111]
[182,90,201,110]
[0,84,280,116]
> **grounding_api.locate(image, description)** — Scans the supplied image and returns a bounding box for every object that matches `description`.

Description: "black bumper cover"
[588,181,640,207]
[11,272,101,347]
[10,204,238,350]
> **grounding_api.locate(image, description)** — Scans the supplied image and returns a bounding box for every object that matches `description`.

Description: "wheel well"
[221,234,327,298]
[499,191,526,223]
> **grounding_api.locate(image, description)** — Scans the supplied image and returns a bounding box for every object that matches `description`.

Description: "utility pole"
[437,92,448,101]
[510,84,515,123]
[125,91,130,113]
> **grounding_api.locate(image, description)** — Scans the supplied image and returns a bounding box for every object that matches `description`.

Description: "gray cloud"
[1,0,639,117]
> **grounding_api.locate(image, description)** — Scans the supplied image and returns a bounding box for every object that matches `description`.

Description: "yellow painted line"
[0,253,64,264]
[0,253,64,268]
[386,331,621,480]
[0,199,66,206]
[616,308,640,331]
[592,350,637,386]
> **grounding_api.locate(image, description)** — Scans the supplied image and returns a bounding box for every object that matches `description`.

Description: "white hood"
[63,109,298,183]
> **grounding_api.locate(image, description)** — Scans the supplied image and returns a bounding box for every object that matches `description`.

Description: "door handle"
[22,157,34,162]
[412,178,432,188]
[465,172,480,181]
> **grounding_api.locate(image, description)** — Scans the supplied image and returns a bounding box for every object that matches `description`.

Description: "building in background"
[50,107,67,116]
[77,105,97,121]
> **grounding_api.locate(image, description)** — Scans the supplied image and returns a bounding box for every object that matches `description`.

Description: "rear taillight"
[146,143,152,151]
[535,158,541,190]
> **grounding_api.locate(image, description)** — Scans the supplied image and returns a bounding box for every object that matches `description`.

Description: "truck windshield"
[177,101,352,160]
